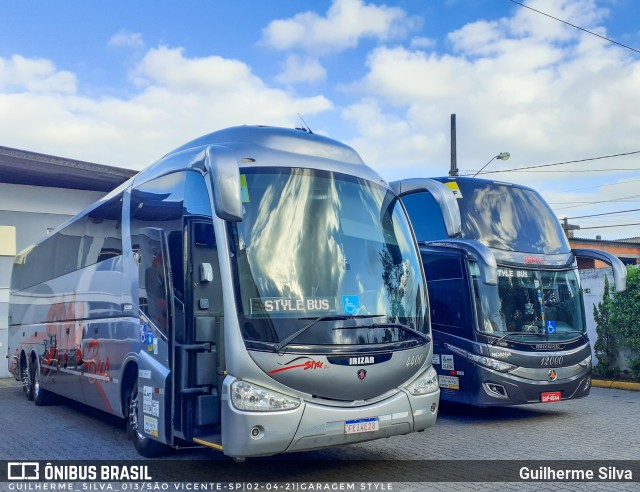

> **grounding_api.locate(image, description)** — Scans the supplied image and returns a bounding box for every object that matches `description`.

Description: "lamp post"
[472,152,510,177]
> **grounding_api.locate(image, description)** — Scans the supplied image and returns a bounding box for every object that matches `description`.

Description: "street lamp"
[472,152,510,177]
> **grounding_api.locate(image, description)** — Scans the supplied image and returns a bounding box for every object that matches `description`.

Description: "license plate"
[345,417,379,434]
[541,391,562,403]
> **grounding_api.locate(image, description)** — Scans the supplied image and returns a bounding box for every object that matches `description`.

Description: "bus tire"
[33,357,55,406]
[125,379,170,457]
[22,356,34,401]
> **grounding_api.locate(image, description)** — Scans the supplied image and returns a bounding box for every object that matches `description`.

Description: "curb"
[592,379,640,391]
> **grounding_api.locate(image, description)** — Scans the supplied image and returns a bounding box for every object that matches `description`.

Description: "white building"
[0,146,135,378]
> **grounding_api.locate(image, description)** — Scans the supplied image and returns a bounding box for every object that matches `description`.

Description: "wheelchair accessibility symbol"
[546,320,556,334]
[342,296,360,315]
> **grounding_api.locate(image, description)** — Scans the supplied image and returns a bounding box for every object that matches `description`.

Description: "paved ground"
[0,378,638,491]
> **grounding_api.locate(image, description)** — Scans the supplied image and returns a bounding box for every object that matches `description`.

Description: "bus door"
[136,227,174,446]
[172,219,224,446]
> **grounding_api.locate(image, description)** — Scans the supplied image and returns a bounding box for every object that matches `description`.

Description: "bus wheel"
[125,379,170,457]
[22,358,34,401]
[33,357,55,406]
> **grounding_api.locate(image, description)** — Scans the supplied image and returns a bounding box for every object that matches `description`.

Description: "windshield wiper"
[275,314,384,355]
[334,322,431,344]
[491,332,543,345]
[548,330,587,342]
[492,329,587,346]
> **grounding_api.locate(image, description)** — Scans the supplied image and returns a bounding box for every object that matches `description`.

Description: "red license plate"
[541,391,562,403]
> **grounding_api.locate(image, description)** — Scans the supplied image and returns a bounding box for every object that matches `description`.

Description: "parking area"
[0,379,638,490]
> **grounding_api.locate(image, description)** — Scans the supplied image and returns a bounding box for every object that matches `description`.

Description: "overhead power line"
[564,177,640,193]
[565,208,640,220]
[578,222,640,230]
[553,193,640,211]
[497,168,639,173]
[508,0,640,55]
[477,150,640,175]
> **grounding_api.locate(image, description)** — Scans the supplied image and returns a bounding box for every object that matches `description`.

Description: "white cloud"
[410,37,436,49]
[108,31,144,48]
[261,0,420,55]
[276,55,327,84]
[343,0,640,186]
[0,47,333,168]
[0,55,76,94]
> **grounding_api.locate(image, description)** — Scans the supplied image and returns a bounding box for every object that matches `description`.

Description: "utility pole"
[449,113,458,177]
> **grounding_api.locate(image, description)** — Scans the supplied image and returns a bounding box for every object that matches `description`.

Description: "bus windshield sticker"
[432,354,441,365]
[250,297,336,316]
[444,181,463,199]
[342,295,360,315]
[240,174,250,203]
[439,375,460,390]
[546,320,557,333]
[441,354,454,371]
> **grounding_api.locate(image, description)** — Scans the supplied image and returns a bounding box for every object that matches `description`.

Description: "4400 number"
[406,354,424,367]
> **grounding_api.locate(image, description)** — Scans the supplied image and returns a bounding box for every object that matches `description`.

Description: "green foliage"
[608,266,640,379]
[593,276,619,378]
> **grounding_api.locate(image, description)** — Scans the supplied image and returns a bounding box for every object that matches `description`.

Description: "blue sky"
[1,0,640,239]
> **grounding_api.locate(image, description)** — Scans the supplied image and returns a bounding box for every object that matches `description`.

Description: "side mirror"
[206,145,242,222]
[572,248,627,292]
[390,178,462,238]
[426,238,498,285]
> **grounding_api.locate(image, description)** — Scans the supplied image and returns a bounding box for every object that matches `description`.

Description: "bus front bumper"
[221,383,439,458]
[473,366,592,406]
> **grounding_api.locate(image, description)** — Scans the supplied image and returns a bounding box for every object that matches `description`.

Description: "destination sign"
[497,268,530,278]
[250,297,337,316]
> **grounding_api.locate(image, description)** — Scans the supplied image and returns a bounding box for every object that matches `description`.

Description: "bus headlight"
[406,366,439,395]
[231,380,301,412]
[579,355,592,368]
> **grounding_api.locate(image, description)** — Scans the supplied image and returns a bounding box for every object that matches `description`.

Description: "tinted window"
[82,196,123,268]
[400,192,448,242]
[131,172,186,329]
[11,194,123,292]
[422,253,471,335]
[438,178,569,254]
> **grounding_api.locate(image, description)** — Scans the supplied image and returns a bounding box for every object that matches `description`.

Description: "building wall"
[580,267,634,372]
[570,238,640,268]
[0,182,104,378]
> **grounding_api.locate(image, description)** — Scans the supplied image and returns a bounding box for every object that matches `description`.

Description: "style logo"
[8,462,40,480]
[548,369,558,381]
[524,255,545,265]
[269,356,324,374]
[357,369,367,381]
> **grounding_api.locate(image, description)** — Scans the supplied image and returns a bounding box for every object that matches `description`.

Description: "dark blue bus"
[393,176,626,406]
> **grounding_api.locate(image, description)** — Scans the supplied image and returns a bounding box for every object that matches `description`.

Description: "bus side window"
[400,192,448,242]
[422,253,472,337]
[131,172,186,336]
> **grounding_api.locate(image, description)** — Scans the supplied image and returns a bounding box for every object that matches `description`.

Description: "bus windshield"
[471,264,586,341]
[228,167,428,349]
[447,179,570,255]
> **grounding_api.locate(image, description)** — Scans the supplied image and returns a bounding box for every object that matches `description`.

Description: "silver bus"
[392,176,626,406]
[8,126,440,459]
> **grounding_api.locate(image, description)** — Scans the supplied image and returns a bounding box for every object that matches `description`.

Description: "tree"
[593,276,618,378]
[608,266,640,379]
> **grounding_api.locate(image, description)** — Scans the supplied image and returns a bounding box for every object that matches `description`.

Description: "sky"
[1,0,639,240]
